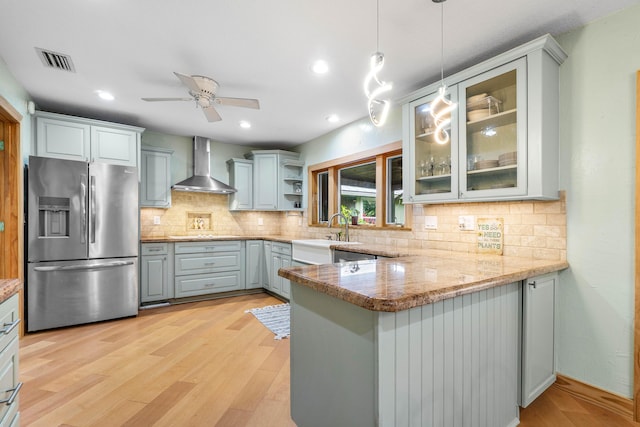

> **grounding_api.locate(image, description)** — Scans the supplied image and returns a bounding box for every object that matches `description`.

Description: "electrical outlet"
[458,215,476,231]
[258,217,264,226]
[153,216,161,225]
[424,215,438,230]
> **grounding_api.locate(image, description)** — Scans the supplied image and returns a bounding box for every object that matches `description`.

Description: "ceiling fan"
[141,72,260,122]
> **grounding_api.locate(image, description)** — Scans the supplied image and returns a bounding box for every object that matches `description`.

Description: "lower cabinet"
[140,243,174,303]
[0,294,21,427]
[520,272,557,407]
[263,241,272,291]
[174,241,245,298]
[245,240,264,289]
[269,242,292,299]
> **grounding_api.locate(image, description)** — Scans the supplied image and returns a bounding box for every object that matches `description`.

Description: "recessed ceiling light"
[326,114,339,123]
[239,120,251,129]
[96,90,114,101]
[312,60,329,75]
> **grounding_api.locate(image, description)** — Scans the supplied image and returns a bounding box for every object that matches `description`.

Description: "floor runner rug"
[245,303,290,340]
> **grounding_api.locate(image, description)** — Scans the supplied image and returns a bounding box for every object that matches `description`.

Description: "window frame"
[307,141,412,229]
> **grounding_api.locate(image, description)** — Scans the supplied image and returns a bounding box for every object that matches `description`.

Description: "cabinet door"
[403,86,459,203]
[228,159,253,210]
[263,241,272,290]
[245,240,263,289]
[280,256,291,298]
[36,116,91,161]
[141,148,172,208]
[459,58,527,200]
[90,126,138,167]
[521,273,556,407]
[253,154,278,210]
[270,254,282,294]
[140,255,169,303]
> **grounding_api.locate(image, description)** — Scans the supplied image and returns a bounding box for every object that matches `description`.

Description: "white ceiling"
[1,0,636,147]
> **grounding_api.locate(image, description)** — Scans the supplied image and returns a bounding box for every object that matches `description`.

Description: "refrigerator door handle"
[80,176,87,244]
[90,175,96,244]
[33,260,135,272]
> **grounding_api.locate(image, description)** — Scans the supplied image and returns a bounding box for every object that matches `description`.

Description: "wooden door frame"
[0,95,24,335]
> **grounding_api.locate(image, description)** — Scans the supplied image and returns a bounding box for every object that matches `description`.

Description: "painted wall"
[0,56,33,161]
[555,4,640,397]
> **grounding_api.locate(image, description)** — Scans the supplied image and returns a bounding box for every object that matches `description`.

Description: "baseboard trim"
[553,374,633,419]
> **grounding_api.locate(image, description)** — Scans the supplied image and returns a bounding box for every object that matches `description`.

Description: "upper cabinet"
[238,150,304,211]
[34,111,144,167]
[140,145,173,208]
[227,158,254,210]
[402,35,566,204]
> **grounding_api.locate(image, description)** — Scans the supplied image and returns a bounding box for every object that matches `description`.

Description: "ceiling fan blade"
[174,72,202,93]
[141,97,193,102]
[202,105,222,122]
[216,97,260,109]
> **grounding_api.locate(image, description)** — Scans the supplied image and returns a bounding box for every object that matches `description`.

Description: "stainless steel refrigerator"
[26,156,139,332]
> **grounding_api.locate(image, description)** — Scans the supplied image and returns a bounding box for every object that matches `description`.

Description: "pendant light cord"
[376,0,380,52]
[439,1,444,86]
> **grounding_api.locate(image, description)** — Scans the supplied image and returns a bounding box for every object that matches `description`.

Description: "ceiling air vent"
[35,47,76,72]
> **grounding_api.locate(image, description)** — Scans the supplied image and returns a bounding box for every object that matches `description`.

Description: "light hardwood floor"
[20,293,640,426]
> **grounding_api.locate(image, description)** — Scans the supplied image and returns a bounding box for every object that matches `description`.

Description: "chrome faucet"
[327,212,349,242]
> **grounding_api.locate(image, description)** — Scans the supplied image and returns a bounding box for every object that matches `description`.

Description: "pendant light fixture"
[430,0,456,144]
[363,0,392,127]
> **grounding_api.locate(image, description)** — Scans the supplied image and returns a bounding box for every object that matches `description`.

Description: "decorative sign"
[477,217,504,255]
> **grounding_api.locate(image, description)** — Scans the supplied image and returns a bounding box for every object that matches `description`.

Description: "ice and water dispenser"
[37,196,70,237]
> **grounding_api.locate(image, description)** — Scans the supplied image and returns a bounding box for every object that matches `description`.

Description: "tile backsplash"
[141,191,566,261]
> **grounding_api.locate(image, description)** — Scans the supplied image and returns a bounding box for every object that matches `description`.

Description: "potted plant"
[349,208,360,225]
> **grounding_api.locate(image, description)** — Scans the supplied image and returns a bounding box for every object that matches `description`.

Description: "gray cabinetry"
[269,242,291,299]
[227,158,253,211]
[521,272,557,407]
[174,241,245,298]
[140,243,174,303]
[141,146,173,208]
[402,34,566,204]
[263,241,272,291]
[245,240,263,289]
[245,150,303,211]
[0,294,21,426]
[34,111,143,167]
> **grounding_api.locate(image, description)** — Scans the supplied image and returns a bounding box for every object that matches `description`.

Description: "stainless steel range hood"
[172,136,237,194]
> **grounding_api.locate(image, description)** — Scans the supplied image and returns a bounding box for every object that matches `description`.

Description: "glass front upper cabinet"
[459,58,527,199]
[405,85,459,202]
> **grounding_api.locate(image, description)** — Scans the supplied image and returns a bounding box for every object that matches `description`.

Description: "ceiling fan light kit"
[142,72,260,122]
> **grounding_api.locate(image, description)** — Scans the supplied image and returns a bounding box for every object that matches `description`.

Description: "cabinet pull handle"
[0,318,20,335]
[0,382,22,406]
[148,248,162,252]
[204,262,216,266]
[528,281,537,289]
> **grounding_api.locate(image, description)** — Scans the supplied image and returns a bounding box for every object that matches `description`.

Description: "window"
[307,141,410,228]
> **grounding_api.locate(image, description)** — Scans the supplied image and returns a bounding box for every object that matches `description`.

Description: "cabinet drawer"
[0,295,19,354]
[141,243,169,256]
[272,242,291,256]
[0,336,20,427]
[175,271,243,298]
[175,252,241,275]
[175,241,242,254]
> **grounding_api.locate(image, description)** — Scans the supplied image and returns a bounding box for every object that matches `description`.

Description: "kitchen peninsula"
[279,249,568,427]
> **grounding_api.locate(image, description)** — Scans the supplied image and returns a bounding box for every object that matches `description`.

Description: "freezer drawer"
[27,257,138,331]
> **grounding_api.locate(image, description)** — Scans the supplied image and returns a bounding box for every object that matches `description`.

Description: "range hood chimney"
[172,136,237,194]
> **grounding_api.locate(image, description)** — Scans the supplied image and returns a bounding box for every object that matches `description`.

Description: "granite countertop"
[140,235,294,244]
[0,279,22,304]
[279,249,568,312]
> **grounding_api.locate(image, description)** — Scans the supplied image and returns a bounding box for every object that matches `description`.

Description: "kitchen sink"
[291,239,361,265]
